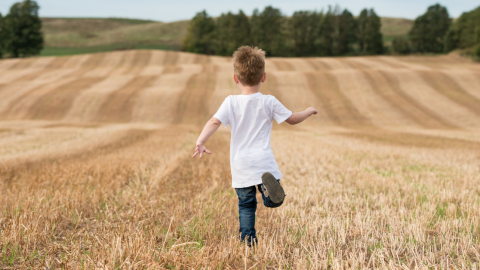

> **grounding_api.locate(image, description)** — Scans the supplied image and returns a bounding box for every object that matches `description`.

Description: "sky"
[0,0,478,22]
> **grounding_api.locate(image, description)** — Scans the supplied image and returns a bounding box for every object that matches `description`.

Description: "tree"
[3,0,43,58]
[251,6,288,56]
[357,8,383,54]
[215,10,251,56]
[444,6,480,52]
[392,36,410,54]
[0,13,4,58]
[290,11,322,56]
[182,10,216,55]
[409,4,451,53]
[318,6,357,56]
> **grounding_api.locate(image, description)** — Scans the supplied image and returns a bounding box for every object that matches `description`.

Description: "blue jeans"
[235,180,283,244]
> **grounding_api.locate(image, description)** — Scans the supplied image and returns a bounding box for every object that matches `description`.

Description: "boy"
[192,46,317,245]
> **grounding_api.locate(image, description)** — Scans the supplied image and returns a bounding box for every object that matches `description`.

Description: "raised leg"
[258,179,284,208]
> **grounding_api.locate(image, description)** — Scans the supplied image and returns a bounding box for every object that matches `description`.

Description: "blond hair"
[232,46,266,86]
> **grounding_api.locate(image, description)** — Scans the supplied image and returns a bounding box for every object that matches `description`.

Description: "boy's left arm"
[192,117,222,158]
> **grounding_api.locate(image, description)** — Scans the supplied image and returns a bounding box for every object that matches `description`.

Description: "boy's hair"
[232,46,266,86]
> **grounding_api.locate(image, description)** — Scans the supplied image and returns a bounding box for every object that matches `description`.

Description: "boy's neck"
[238,84,261,95]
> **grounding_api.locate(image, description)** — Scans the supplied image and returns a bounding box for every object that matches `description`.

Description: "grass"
[380,17,413,37]
[40,44,180,56]
[41,17,189,50]
[1,51,479,268]
[1,123,479,268]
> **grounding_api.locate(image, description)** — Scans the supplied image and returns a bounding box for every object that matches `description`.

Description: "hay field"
[1,51,480,269]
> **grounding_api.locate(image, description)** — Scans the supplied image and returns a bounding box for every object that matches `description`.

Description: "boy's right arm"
[192,117,222,158]
[285,107,318,125]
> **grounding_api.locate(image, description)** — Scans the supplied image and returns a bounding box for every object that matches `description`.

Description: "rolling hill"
[40,17,413,56]
[1,50,478,128]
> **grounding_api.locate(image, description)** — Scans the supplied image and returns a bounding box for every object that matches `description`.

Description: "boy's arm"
[285,107,318,125]
[192,117,222,158]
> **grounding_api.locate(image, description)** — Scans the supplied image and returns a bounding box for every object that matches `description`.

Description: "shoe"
[261,172,285,204]
[241,238,257,247]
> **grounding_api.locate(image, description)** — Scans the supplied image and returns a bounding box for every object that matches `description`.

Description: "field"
[39,17,412,56]
[1,51,480,269]
[40,18,188,55]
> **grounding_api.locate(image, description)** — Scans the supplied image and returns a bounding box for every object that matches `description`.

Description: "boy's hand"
[192,142,211,159]
[306,107,318,116]
[286,107,318,125]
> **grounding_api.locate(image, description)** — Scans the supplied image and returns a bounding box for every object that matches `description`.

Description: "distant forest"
[183,4,480,59]
[0,1,479,59]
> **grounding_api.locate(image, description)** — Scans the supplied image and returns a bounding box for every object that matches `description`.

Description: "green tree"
[215,10,251,56]
[183,10,216,55]
[0,13,4,58]
[251,6,288,56]
[3,0,43,58]
[444,6,480,52]
[409,4,451,53]
[392,36,410,54]
[318,6,357,56]
[290,11,322,56]
[357,8,383,54]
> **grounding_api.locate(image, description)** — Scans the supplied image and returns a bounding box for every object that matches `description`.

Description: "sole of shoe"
[261,172,285,204]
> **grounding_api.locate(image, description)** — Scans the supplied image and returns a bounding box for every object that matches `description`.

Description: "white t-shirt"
[213,92,293,188]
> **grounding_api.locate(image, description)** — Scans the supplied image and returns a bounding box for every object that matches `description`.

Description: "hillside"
[40,17,412,55]
[1,50,479,128]
[41,18,189,55]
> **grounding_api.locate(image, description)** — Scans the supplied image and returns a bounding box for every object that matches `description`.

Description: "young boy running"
[192,46,318,245]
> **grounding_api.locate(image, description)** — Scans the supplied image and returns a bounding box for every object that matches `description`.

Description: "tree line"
[184,4,480,60]
[0,0,44,58]
[389,4,480,59]
[183,6,384,57]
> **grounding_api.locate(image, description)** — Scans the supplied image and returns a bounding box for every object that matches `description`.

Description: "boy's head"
[232,46,266,86]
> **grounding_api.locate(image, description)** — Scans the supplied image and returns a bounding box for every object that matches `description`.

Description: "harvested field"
[1,51,480,269]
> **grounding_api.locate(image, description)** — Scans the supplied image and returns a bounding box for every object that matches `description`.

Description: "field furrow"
[132,65,203,122]
[362,70,432,128]
[395,70,480,128]
[1,77,81,119]
[418,70,480,117]
[29,77,107,120]
[174,65,218,124]
[379,71,457,129]
[305,71,372,127]
[96,76,159,122]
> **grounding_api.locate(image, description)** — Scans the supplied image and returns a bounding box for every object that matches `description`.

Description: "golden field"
[1,51,480,269]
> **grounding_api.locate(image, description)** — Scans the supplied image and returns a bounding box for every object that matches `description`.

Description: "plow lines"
[0,50,479,129]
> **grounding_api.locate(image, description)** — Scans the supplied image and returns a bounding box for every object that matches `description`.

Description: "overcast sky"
[0,0,478,22]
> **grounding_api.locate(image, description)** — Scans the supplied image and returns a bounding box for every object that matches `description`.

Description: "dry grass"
[41,18,189,48]
[1,51,480,268]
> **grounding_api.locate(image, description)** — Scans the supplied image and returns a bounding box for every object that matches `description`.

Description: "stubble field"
[1,51,480,269]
